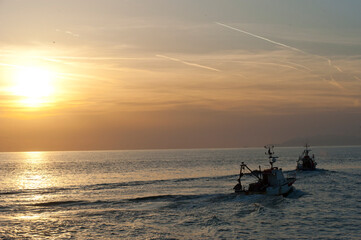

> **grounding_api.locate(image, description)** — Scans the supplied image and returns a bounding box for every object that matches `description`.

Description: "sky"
[1,0,361,151]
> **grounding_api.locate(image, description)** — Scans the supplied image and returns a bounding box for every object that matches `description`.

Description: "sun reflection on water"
[16,152,55,191]
[23,151,44,164]
[18,214,42,220]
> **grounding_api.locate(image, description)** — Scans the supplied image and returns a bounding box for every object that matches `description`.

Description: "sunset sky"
[1,0,361,151]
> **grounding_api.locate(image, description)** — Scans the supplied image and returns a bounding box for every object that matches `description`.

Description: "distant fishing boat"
[234,146,296,196]
[296,144,317,171]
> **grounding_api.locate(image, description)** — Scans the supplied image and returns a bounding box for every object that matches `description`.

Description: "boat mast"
[265,145,277,168]
[304,143,311,157]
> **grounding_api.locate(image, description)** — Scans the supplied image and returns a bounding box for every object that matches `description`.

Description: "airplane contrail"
[354,76,361,81]
[233,61,304,72]
[216,22,343,71]
[216,22,307,54]
[328,76,344,90]
[333,65,343,73]
[285,61,313,72]
[216,22,348,88]
[156,54,220,72]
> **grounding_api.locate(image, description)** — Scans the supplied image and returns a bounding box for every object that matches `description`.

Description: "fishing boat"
[296,144,317,171]
[233,146,296,196]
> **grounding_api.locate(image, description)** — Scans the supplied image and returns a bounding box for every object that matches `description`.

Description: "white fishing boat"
[296,144,317,171]
[234,146,296,196]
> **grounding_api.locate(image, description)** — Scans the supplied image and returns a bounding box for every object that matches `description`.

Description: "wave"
[129,194,209,202]
[30,199,121,208]
[21,190,305,211]
[26,194,231,209]
[32,200,88,207]
[0,187,77,196]
[284,168,335,174]
[0,174,239,197]
[0,190,26,195]
[285,189,308,199]
[128,193,238,204]
[1,170,334,201]
[86,174,238,191]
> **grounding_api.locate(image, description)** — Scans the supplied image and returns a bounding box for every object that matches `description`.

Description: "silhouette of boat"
[296,144,317,170]
[234,146,296,196]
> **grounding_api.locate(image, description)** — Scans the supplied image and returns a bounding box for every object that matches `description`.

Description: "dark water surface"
[0,146,360,239]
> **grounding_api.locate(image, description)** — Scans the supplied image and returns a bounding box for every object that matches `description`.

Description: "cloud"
[1,43,360,117]
[229,60,304,72]
[216,22,349,91]
[56,29,80,38]
[216,22,346,73]
[284,61,313,72]
[327,77,345,90]
[156,54,220,72]
[333,65,343,73]
[354,76,361,81]
[216,22,306,54]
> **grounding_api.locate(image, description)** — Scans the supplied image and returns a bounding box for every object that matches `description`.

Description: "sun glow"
[11,66,55,107]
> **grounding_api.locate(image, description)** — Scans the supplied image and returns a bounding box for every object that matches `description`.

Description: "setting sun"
[11,66,55,107]
[0,1,360,239]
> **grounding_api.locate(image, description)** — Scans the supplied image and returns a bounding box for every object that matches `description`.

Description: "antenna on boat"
[264,145,274,156]
[304,143,311,156]
[304,143,310,150]
[265,145,277,168]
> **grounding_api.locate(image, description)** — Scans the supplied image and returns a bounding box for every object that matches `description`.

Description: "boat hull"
[266,184,294,196]
[296,163,317,171]
[235,177,296,196]
[235,187,294,196]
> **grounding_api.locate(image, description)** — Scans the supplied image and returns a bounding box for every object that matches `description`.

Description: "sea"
[0,146,360,239]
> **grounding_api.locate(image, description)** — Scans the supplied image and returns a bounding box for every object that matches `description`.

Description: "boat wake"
[285,189,307,199]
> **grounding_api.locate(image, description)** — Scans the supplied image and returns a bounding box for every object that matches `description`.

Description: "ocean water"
[0,146,360,239]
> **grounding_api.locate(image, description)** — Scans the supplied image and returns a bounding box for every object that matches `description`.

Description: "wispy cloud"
[232,61,304,72]
[328,76,345,90]
[216,22,338,67]
[354,76,361,81]
[0,62,20,68]
[56,29,80,38]
[46,56,152,60]
[216,22,306,54]
[333,65,343,73]
[216,22,348,89]
[156,54,220,72]
[284,61,313,72]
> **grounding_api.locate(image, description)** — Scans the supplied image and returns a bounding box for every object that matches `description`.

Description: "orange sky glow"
[1,1,361,151]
